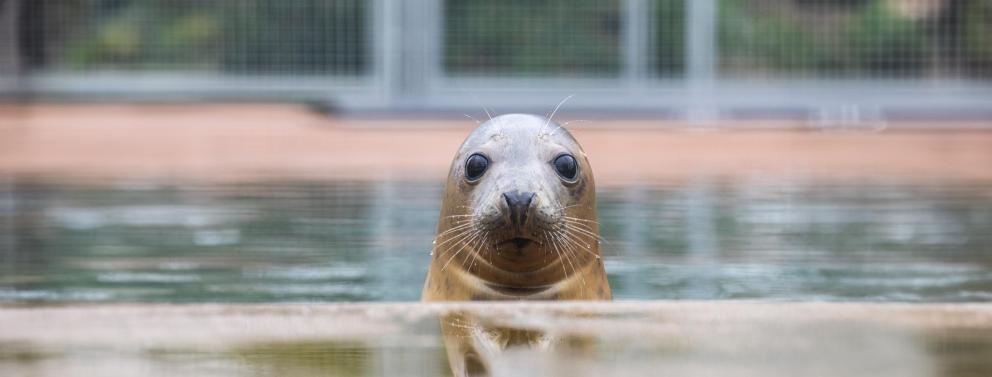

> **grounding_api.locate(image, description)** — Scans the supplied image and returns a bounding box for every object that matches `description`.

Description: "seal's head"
[433,114,600,289]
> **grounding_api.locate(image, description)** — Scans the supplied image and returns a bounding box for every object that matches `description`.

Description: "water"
[2,177,991,303]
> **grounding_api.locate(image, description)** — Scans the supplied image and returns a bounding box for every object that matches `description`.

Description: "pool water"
[2,177,991,303]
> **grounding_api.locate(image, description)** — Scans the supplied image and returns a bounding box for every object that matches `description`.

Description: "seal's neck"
[450,259,605,300]
[443,244,601,290]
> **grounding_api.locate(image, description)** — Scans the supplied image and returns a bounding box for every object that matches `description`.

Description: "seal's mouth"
[511,237,531,249]
[498,237,538,250]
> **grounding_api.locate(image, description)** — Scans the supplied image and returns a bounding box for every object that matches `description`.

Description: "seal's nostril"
[503,190,534,208]
[503,190,535,226]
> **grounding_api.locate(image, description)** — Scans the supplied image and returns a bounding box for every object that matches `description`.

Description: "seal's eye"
[553,154,578,181]
[465,153,489,181]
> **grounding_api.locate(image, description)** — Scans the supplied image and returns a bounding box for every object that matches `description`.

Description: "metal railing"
[1,0,990,120]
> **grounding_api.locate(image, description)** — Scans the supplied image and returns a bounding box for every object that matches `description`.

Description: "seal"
[422,113,611,301]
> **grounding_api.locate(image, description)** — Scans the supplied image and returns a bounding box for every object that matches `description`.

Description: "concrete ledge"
[3,301,992,346]
[2,302,991,376]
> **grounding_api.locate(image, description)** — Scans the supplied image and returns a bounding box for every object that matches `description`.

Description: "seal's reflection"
[438,311,597,377]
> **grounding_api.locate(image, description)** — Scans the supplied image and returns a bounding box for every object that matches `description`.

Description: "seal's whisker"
[552,230,585,286]
[561,220,606,242]
[444,214,477,218]
[559,226,594,249]
[547,233,571,282]
[483,105,495,122]
[560,219,599,234]
[558,228,600,260]
[441,217,476,226]
[561,223,601,236]
[439,221,473,230]
[561,219,596,231]
[475,231,490,272]
[561,219,608,242]
[439,218,475,228]
[551,231,577,282]
[453,229,483,264]
[439,217,476,226]
[477,230,492,271]
[541,233,564,279]
[540,95,575,138]
[441,229,483,272]
[467,230,488,273]
[549,119,587,137]
[455,85,494,122]
[440,216,475,226]
[561,219,598,229]
[457,229,486,271]
[433,222,475,241]
[433,226,477,249]
[433,228,472,246]
[561,120,590,128]
[541,230,549,265]
[562,216,599,224]
[434,230,476,254]
[431,228,473,257]
[561,236,601,261]
[463,114,481,124]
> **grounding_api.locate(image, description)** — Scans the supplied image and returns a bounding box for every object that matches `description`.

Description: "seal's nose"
[503,190,535,226]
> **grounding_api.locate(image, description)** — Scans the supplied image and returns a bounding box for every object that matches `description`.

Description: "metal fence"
[1,0,990,119]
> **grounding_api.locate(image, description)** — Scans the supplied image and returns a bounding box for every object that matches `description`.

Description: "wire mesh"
[1,0,990,110]
[718,0,992,80]
[19,0,369,76]
[648,0,687,78]
[442,0,622,78]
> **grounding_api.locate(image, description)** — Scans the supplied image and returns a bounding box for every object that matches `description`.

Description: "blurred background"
[2,0,991,116]
[1,0,991,304]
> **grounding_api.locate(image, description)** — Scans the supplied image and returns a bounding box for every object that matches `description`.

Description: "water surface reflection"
[1,178,990,303]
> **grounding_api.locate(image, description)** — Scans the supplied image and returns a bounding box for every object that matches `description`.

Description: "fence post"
[391,0,442,107]
[372,0,396,106]
[623,0,649,91]
[685,0,718,123]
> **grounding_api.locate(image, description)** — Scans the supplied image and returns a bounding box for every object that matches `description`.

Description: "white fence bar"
[623,0,650,90]
[685,0,718,122]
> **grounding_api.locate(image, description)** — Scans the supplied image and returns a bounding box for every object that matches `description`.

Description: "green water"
[1,178,991,303]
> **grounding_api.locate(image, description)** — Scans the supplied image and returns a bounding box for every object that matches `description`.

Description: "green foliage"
[847,1,930,76]
[962,1,992,76]
[718,0,935,78]
[55,0,366,74]
[719,1,827,74]
[37,0,992,79]
[219,1,367,74]
[653,0,686,76]
[444,0,622,77]
[60,1,221,70]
